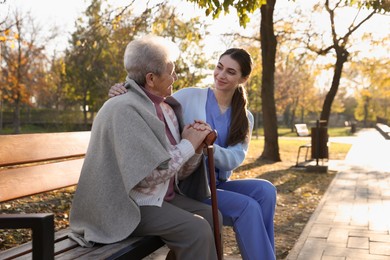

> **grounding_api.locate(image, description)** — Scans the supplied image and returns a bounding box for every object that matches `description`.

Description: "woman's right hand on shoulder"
[108,83,127,98]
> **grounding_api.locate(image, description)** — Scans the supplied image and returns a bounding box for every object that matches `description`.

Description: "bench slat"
[0,131,90,167]
[0,235,81,260]
[0,229,92,260]
[55,243,101,259]
[54,236,79,255]
[1,225,165,260]
[0,218,166,258]
[65,237,164,260]
[0,242,32,260]
[0,159,83,202]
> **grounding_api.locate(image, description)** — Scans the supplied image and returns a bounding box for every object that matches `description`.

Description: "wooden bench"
[294,124,311,166]
[294,123,310,137]
[0,131,164,259]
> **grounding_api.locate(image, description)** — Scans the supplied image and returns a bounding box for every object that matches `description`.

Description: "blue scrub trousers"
[204,179,277,260]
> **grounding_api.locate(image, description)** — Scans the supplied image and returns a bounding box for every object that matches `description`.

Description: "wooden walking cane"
[204,130,223,260]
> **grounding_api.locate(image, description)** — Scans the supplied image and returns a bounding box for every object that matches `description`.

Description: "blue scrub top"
[205,88,231,182]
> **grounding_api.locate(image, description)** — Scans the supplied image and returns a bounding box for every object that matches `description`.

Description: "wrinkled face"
[213,55,246,92]
[148,62,177,97]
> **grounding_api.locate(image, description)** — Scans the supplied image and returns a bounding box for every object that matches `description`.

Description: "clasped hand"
[182,120,212,154]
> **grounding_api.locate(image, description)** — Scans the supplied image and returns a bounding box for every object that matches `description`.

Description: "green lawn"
[246,137,351,162]
[253,126,353,138]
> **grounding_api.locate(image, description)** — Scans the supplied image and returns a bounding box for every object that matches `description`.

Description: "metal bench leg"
[32,214,54,260]
[296,147,302,166]
[296,145,311,166]
[304,146,310,161]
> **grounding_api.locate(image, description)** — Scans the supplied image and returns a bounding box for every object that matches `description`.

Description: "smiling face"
[145,61,177,98]
[213,55,248,93]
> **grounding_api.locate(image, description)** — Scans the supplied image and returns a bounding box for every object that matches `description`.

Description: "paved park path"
[146,128,390,260]
[287,128,390,260]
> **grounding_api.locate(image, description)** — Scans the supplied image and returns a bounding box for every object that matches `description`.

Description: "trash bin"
[350,122,356,133]
[311,126,328,159]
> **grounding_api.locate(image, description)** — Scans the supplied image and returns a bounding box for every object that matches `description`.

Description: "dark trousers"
[132,194,222,260]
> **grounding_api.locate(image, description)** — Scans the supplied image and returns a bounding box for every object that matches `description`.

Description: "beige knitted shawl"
[69,80,172,246]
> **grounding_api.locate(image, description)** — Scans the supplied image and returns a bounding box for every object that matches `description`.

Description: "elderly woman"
[69,35,221,260]
[110,48,277,260]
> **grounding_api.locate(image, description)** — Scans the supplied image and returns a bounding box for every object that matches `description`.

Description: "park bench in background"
[294,123,310,137]
[294,124,311,166]
[294,122,329,172]
[0,131,164,259]
[375,123,390,140]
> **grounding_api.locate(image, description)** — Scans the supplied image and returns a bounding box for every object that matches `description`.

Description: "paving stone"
[369,241,390,256]
[327,228,349,245]
[347,236,369,249]
[323,246,369,258]
[368,234,390,243]
[286,130,390,260]
[309,225,331,239]
[322,256,346,260]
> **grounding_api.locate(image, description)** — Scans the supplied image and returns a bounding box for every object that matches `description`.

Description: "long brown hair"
[221,48,252,146]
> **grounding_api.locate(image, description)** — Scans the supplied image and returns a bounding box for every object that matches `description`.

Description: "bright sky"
[1,0,247,56]
[2,0,389,86]
[3,0,388,54]
[2,0,388,92]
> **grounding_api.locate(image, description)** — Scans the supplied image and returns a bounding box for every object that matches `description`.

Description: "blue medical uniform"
[204,89,277,260]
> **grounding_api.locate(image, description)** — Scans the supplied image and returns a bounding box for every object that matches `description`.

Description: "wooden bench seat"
[0,227,164,259]
[0,131,164,259]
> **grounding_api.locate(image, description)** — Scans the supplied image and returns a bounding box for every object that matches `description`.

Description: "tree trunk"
[13,97,21,134]
[0,94,3,133]
[260,0,281,161]
[14,35,22,134]
[320,48,349,125]
[363,96,369,127]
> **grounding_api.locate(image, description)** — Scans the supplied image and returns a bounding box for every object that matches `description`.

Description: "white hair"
[123,34,180,86]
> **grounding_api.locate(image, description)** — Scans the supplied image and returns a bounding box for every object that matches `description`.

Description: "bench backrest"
[294,124,310,137]
[0,131,90,202]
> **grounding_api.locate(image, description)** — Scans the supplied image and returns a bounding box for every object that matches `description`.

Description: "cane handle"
[203,130,217,146]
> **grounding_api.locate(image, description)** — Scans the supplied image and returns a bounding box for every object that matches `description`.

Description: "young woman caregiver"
[109,48,277,260]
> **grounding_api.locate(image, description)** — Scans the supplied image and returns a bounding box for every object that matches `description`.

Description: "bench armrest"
[0,213,54,260]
